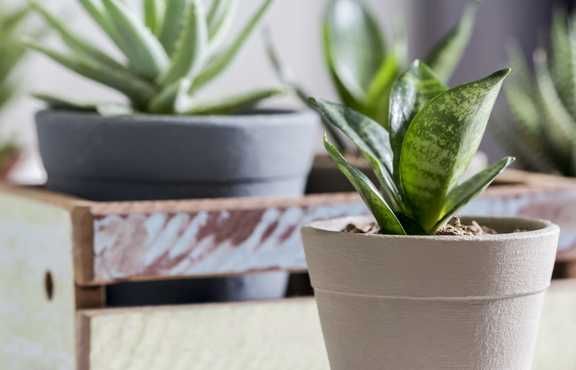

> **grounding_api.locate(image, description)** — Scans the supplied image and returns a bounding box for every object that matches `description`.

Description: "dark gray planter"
[35,109,319,303]
[35,109,319,201]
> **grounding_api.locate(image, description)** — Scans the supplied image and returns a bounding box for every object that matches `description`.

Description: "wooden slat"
[80,299,329,370]
[77,281,576,370]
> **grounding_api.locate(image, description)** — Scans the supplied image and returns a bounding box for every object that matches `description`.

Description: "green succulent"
[310,61,513,235]
[267,0,477,151]
[504,10,576,176]
[28,0,283,115]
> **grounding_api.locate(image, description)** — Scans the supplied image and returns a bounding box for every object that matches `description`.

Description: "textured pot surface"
[36,110,319,201]
[302,216,559,370]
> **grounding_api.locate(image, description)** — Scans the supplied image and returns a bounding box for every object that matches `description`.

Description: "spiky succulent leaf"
[309,98,403,213]
[159,0,208,85]
[324,135,406,235]
[425,2,477,82]
[78,0,127,53]
[159,0,189,55]
[434,157,514,231]
[534,49,576,168]
[324,0,385,103]
[189,0,273,93]
[389,61,448,179]
[144,0,164,34]
[178,87,284,115]
[102,0,169,79]
[207,0,238,52]
[550,9,576,119]
[399,68,510,232]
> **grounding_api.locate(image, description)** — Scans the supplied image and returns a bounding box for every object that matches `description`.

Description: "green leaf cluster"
[311,61,513,235]
[324,0,477,126]
[504,10,576,176]
[28,0,283,115]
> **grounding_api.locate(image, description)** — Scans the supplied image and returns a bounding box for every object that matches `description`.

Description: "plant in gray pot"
[28,0,319,303]
[302,61,560,370]
[28,0,318,201]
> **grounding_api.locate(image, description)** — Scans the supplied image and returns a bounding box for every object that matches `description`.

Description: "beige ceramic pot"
[302,216,559,370]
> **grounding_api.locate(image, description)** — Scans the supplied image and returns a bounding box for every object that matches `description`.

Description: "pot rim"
[35,108,317,127]
[304,215,559,243]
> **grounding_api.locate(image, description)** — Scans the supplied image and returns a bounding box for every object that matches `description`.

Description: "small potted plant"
[28,0,318,201]
[503,10,576,176]
[302,61,560,370]
[0,3,37,181]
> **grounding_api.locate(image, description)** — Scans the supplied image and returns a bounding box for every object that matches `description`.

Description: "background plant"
[310,61,512,235]
[268,0,477,151]
[0,2,37,177]
[503,10,576,176]
[28,0,283,115]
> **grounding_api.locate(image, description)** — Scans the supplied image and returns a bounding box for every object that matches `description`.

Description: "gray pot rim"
[35,108,317,128]
[304,216,558,242]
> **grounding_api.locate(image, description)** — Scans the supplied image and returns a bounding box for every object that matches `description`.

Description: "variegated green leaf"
[324,135,406,235]
[309,98,404,213]
[144,0,164,35]
[534,49,576,166]
[425,2,477,82]
[178,87,285,115]
[189,0,273,93]
[399,68,510,232]
[324,0,385,102]
[159,0,189,55]
[389,60,447,179]
[159,0,208,85]
[434,156,514,232]
[207,0,238,52]
[102,0,169,79]
[31,2,125,70]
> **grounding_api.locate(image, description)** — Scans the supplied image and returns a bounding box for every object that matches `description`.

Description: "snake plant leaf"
[434,156,514,232]
[425,2,477,82]
[309,98,405,214]
[144,0,164,35]
[207,0,238,51]
[189,0,273,93]
[389,60,447,179]
[31,2,125,70]
[364,53,400,124]
[159,0,189,55]
[534,49,576,163]
[178,87,285,115]
[25,41,155,107]
[102,0,169,79]
[324,135,406,235]
[159,0,208,86]
[324,0,385,102]
[399,68,510,232]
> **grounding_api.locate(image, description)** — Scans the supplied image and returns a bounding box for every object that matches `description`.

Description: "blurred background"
[1,0,573,183]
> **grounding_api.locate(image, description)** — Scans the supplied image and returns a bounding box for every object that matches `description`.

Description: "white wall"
[2,0,407,183]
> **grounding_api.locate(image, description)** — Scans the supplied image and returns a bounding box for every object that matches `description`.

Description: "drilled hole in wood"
[44,271,54,301]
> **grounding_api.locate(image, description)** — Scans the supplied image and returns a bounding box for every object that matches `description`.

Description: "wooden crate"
[2,177,576,370]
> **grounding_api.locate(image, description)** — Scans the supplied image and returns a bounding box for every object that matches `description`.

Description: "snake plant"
[267,0,477,151]
[28,0,283,115]
[310,61,513,235]
[0,3,37,177]
[503,10,576,176]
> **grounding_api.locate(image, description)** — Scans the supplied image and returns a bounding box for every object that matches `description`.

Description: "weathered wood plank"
[81,299,329,370]
[79,281,576,370]
[0,192,78,370]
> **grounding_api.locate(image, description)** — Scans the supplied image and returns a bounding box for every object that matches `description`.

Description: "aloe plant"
[310,61,513,235]
[503,10,576,176]
[27,0,283,115]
